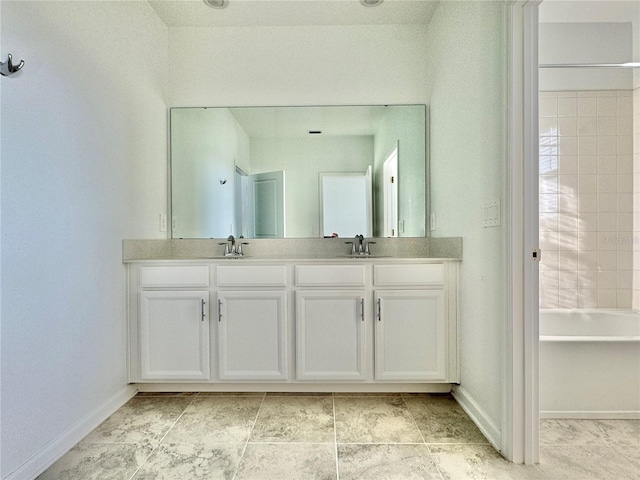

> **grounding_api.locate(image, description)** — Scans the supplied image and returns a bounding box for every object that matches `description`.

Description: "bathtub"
[539,309,640,419]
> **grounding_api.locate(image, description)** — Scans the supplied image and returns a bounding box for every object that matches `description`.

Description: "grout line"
[332,393,340,480]
[231,392,266,480]
[127,395,198,480]
[400,394,445,480]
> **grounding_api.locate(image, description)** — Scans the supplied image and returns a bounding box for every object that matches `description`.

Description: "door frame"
[506,0,540,464]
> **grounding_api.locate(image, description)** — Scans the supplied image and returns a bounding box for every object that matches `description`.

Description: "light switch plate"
[484,199,501,227]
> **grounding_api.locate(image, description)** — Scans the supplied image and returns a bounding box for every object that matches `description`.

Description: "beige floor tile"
[131,442,244,480]
[430,444,544,480]
[161,396,263,445]
[250,395,335,443]
[235,443,337,480]
[538,445,639,479]
[403,394,488,444]
[337,443,441,480]
[334,396,423,444]
[81,397,193,449]
[37,442,151,480]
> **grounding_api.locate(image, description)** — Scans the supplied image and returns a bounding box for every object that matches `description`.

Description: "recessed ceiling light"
[203,0,228,9]
[360,0,383,6]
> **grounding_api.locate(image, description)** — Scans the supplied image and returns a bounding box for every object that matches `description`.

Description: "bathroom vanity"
[125,255,460,392]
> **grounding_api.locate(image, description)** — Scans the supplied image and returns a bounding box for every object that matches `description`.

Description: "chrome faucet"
[219,235,248,256]
[346,234,376,256]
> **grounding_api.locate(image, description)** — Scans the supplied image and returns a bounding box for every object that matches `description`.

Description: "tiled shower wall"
[539,90,634,309]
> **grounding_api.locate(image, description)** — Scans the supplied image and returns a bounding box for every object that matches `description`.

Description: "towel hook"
[1,54,25,77]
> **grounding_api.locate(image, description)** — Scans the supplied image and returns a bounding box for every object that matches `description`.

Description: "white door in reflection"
[383,144,399,237]
[246,171,285,238]
[320,166,372,238]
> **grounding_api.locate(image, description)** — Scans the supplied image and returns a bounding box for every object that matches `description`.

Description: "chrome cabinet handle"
[201,299,206,321]
[360,298,364,322]
[218,299,222,322]
[377,298,381,321]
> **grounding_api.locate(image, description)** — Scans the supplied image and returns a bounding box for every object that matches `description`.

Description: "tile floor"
[38,392,639,480]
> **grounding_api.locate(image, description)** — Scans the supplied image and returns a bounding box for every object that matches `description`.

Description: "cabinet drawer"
[140,265,209,288]
[374,264,444,286]
[217,265,287,287]
[295,265,366,287]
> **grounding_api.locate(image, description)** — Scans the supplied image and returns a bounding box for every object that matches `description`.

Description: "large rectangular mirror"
[170,105,426,239]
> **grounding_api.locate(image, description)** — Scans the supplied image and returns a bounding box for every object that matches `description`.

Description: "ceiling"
[148,0,440,27]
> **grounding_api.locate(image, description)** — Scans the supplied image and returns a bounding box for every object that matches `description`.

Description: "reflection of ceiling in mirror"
[229,106,388,138]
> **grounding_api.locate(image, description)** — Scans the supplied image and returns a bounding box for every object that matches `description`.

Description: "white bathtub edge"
[452,385,502,451]
[541,410,640,420]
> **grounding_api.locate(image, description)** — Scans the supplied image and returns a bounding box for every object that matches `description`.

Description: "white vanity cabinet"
[216,265,288,381]
[134,266,211,381]
[127,258,459,388]
[373,264,450,382]
[295,265,368,380]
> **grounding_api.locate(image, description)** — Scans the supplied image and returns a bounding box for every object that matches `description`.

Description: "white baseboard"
[540,410,640,420]
[3,385,138,480]
[452,385,502,451]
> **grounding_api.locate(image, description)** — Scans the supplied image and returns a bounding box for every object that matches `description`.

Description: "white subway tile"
[540,290,559,309]
[617,193,633,213]
[617,116,632,136]
[557,213,578,232]
[617,136,633,155]
[596,116,617,135]
[540,231,559,251]
[578,97,597,116]
[597,212,617,231]
[578,270,598,289]
[577,91,597,98]
[596,174,617,194]
[539,212,558,232]
[616,154,632,174]
[617,97,633,117]
[558,91,577,98]
[598,232,618,251]
[578,212,597,231]
[617,212,633,232]
[617,250,633,271]
[540,97,558,117]
[577,116,597,136]
[558,290,579,309]
[617,289,632,308]
[617,270,633,289]
[578,289,598,308]
[558,155,578,175]
[597,136,617,155]
[596,97,617,116]
[557,174,578,194]
[558,117,577,136]
[578,155,597,174]
[579,175,597,193]
[578,231,598,251]
[540,175,558,194]
[597,289,617,307]
[578,193,597,212]
[558,194,578,213]
[558,251,578,271]
[597,251,617,270]
[617,174,633,194]
[558,98,577,117]
[596,91,617,97]
[558,231,578,250]
[596,155,616,174]
[539,117,558,136]
[541,249,559,269]
[579,136,597,154]
[558,136,578,155]
[540,193,559,213]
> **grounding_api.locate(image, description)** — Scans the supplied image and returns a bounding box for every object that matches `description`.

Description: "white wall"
[426,1,508,443]
[171,108,250,238]
[168,24,429,107]
[0,2,168,477]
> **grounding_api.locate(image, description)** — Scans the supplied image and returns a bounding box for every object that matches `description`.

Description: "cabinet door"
[218,291,288,380]
[375,290,446,381]
[296,290,366,381]
[139,291,210,381]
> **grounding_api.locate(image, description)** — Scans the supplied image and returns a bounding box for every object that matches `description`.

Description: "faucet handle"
[364,241,376,255]
[218,242,230,255]
[237,242,249,256]
[345,241,357,255]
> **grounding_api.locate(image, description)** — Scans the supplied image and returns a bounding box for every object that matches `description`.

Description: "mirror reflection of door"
[246,170,285,238]
[320,166,372,238]
[234,167,247,238]
[383,144,399,237]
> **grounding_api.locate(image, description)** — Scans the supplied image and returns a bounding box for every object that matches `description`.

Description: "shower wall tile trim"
[539,89,635,309]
